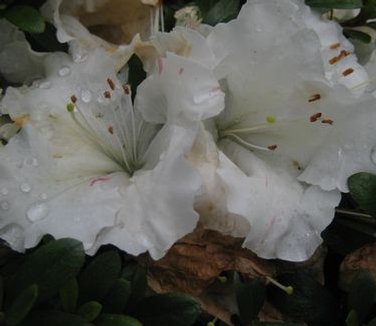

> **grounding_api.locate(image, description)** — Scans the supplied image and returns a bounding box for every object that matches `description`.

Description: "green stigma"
[266,115,276,123]
[66,103,75,112]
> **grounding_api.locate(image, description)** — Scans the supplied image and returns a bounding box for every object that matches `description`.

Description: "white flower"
[139,0,376,261]
[0,48,224,259]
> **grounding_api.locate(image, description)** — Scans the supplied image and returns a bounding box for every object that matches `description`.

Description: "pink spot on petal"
[157,57,163,75]
[90,176,111,186]
[209,86,221,93]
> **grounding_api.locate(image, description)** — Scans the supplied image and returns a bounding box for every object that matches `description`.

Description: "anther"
[342,68,354,76]
[107,78,115,91]
[330,42,341,50]
[123,84,130,95]
[310,112,322,122]
[103,91,111,99]
[70,95,77,103]
[308,94,321,103]
[267,144,278,150]
[321,119,334,125]
[108,126,114,134]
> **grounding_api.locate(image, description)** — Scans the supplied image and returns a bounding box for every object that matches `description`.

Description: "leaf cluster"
[0,238,200,326]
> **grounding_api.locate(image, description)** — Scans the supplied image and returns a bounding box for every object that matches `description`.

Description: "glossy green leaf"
[102,279,131,313]
[204,0,240,25]
[360,0,376,19]
[348,172,376,216]
[348,270,376,323]
[59,278,78,313]
[8,238,85,304]
[76,301,102,322]
[132,293,200,326]
[5,283,38,326]
[78,251,121,304]
[234,273,266,324]
[305,0,362,8]
[95,314,142,326]
[4,5,45,33]
[346,309,359,326]
[344,29,372,43]
[21,311,93,326]
[268,272,338,323]
[121,261,147,307]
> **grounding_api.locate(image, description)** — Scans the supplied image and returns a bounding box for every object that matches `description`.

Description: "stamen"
[330,42,341,50]
[224,132,275,152]
[107,78,115,91]
[310,112,322,122]
[123,84,130,94]
[342,68,354,76]
[267,144,277,150]
[321,118,334,125]
[328,50,350,65]
[266,276,294,295]
[70,95,77,103]
[308,94,321,102]
[103,91,111,99]
[108,126,114,134]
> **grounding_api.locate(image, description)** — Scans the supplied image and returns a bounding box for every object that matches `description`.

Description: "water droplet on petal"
[58,65,71,76]
[1,201,10,210]
[20,183,32,193]
[26,202,49,222]
[39,81,52,89]
[1,187,9,195]
[81,90,93,103]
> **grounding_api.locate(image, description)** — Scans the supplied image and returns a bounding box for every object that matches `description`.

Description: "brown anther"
[267,145,278,150]
[70,95,77,103]
[342,68,354,77]
[340,50,350,57]
[310,112,322,122]
[103,91,111,99]
[308,94,321,103]
[293,160,302,170]
[108,126,114,134]
[14,114,30,127]
[330,42,341,50]
[123,84,130,94]
[329,56,340,65]
[107,78,115,91]
[321,119,334,125]
[328,50,351,65]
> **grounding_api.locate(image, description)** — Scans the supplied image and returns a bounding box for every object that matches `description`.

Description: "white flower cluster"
[1,0,376,261]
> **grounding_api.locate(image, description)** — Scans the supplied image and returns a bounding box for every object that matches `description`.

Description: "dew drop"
[58,65,71,77]
[39,81,52,89]
[26,202,49,222]
[1,201,10,210]
[24,157,39,167]
[81,90,93,103]
[20,183,32,193]
[1,187,9,195]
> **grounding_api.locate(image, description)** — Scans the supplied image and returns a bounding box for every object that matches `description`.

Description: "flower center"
[67,79,157,176]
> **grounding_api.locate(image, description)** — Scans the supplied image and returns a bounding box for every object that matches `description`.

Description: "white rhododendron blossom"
[0,47,224,259]
[139,0,376,261]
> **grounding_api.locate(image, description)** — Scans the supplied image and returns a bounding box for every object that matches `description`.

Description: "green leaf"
[305,0,363,8]
[366,317,376,326]
[346,309,359,326]
[8,238,85,304]
[234,273,266,324]
[5,283,38,326]
[95,314,142,326]
[132,293,200,326]
[348,172,376,216]
[102,279,131,313]
[252,323,303,326]
[76,301,102,322]
[268,272,338,323]
[348,270,376,323]
[4,5,45,34]
[204,0,240,25]
[60,278,79,313]
[343,29,372,43]
[21,311,94,326]
[121,261,147,307]
[78,251,121,304]
[0,276,3,310]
